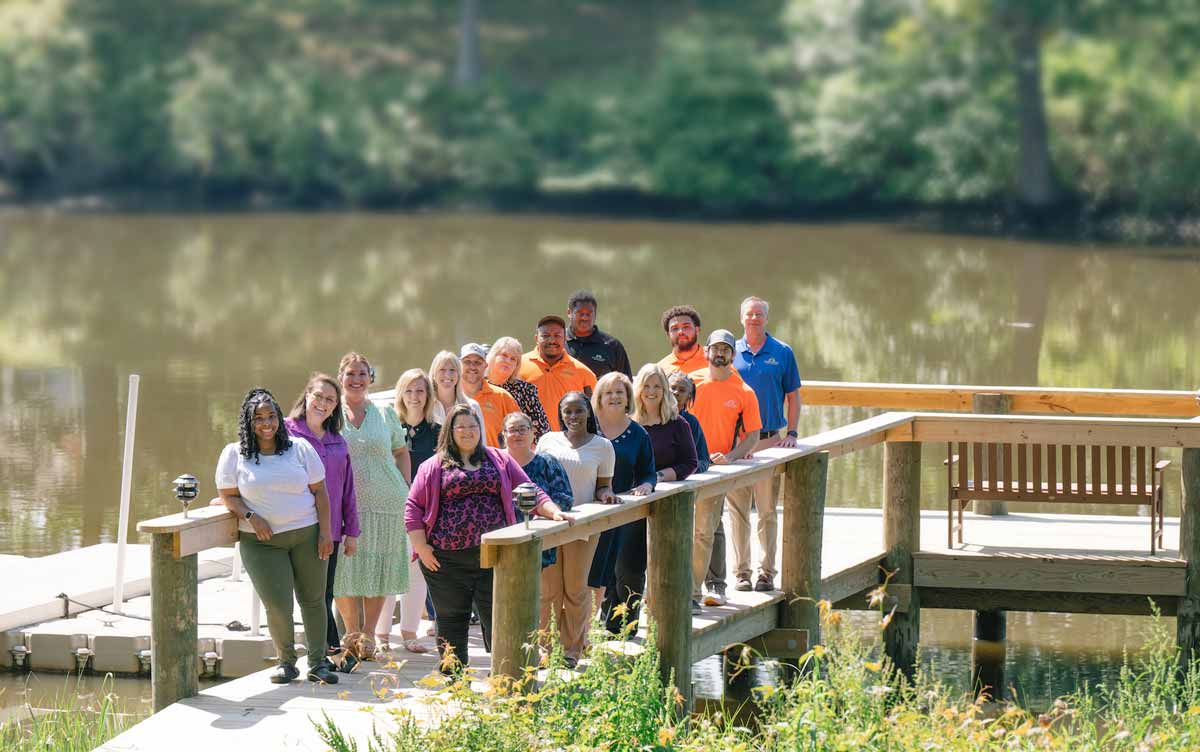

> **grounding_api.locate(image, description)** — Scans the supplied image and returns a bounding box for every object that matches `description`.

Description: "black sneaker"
[269,663,300,684]
[754,574,774,592]
[307,659,340,684]
[691,599,702,615]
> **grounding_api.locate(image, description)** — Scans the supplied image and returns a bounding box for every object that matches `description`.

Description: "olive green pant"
[239,524,328,667]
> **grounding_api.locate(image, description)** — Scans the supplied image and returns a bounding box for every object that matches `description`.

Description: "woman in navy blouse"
[588,371,657,636]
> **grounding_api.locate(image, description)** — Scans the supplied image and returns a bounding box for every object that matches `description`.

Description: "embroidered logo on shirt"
[592,354,605,362]
[765,357,779,365]
[725,399,739,409]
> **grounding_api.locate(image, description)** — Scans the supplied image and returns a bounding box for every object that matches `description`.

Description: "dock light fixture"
[9,644,28,671]
[173,474,199,517]
[514,482,539,528]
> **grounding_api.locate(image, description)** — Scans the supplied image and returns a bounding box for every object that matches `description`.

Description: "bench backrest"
[948,442,1158,502]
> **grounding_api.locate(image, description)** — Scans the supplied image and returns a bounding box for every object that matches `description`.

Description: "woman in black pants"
[405,404,572,672]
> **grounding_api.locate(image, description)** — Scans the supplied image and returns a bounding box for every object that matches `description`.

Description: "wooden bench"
[946,442,1169,553]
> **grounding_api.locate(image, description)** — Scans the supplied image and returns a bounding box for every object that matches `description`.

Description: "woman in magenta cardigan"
[406,404,572,672]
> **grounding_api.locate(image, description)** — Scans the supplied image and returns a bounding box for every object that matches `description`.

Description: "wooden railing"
[801,381,1199,417]
[134,399,1200,713]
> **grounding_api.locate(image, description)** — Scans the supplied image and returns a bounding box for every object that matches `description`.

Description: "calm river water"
[2,210,1199,709]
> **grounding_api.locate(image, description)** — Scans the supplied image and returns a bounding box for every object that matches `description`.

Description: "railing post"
[971,392,1011,516]
[149,532,198,712]
[490,538,542,682]
[1177,447,1200,671]
[883,441,921,679]
[780,453,828,660]
[647,488,695,712]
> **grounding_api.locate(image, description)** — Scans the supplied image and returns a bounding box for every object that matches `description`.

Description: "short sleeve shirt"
[536,432,615,508]
[690,372,763,455]
[734,333,801,433]
[472,381,522,448]
[657,348,708,375]
[215,438,325,534]
[519,352,598,431]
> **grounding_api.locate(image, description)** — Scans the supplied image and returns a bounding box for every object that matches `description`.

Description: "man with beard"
[519,314,598,431]
[657,305,708,375]
[565,290,631,379]
[688,329,761,611]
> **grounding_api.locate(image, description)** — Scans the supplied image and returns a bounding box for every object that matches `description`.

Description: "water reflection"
[2,210,1198,706]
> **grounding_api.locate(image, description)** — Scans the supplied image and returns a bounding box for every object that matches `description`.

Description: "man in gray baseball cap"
[687,327,764,611]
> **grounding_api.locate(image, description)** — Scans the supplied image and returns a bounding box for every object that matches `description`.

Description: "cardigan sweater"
[405,446,550,547]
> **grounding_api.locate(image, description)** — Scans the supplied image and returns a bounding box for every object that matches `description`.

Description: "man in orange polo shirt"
[519,314,597,431]
[689,329,761,609]
[460,342,521,448]
[657,304,709,374]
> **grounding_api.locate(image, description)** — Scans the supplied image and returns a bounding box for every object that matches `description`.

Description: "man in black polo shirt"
[565,289,632,378]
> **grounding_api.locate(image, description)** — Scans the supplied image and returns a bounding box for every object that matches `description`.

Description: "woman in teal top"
[332,352,411,659]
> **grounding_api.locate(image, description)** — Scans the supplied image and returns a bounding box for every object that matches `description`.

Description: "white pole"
[229,542,243,581]
[112,374,140,615]
[250,588,262,636]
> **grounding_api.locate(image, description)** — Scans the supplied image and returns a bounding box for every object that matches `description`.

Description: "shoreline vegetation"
[0,674,141,752]
[1,2,1198,245]
[313,605,1200,752]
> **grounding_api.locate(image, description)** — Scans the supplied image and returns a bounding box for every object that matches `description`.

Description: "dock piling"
[149,532,198,712]
[647,488,696,711]
[1177,447,1200,670]
[780,452,828,670]
[488,537,541,682]
[883,441,921,678]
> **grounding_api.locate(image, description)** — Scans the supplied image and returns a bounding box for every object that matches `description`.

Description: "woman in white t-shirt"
[535,391,617,664]
[215,388,338,685]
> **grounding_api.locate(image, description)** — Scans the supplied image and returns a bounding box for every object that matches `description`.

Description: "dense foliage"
[0,0,1195,218]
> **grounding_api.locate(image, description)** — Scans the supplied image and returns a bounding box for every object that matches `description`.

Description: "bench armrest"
[943,454,959,466]
[1155,459,1172,472]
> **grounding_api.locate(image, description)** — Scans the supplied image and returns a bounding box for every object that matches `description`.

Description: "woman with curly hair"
[215,388,339,684]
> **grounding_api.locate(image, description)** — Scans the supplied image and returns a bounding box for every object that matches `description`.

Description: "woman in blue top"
[588,371,656,636]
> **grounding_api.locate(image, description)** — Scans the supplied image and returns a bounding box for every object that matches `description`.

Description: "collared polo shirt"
[657,347,708,375]
[690,371,762,455]
[567,327,631,378]
[518,351,598,431]
[734,332,801,433]
[470,380,522,448]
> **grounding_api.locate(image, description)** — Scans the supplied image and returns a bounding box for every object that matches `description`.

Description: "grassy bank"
[0,674,142,752]
[316,605,1200,751]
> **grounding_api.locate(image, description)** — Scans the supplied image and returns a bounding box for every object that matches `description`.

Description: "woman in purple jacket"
[285,373,359,655]
[406,404,572,672]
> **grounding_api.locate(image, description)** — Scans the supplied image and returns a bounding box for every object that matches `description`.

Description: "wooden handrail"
[801,381,1199,417]
[479,411,914,556]
[892,413,1200,447]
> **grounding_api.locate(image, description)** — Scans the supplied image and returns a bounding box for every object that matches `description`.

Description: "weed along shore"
[56,382,1200,750]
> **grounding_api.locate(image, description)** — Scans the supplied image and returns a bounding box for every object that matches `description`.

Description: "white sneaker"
[702,589,726,607]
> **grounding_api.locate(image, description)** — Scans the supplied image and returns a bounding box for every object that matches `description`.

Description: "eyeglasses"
[504,426,532,435]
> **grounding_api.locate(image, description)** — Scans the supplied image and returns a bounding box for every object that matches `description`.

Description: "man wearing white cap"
[460,342,521,448]
[688,329,762,611]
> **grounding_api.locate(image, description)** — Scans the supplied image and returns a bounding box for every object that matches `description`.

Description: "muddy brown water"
[2,210,1199,710]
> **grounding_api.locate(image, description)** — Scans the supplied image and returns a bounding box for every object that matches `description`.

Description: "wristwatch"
[656,470,666,482]
[244,510,254,520]
[787,430,799,438]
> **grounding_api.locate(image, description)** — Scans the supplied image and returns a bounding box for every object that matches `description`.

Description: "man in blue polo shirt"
[728,295,802,592]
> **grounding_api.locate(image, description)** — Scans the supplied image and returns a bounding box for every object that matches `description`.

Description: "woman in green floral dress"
[332,352,411,657]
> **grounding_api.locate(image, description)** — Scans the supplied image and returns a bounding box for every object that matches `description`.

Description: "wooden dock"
[99,504,1183,751]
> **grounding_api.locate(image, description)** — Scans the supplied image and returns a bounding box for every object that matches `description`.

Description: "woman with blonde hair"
[332,352,411,661]
[486,336,551,442]
[373,368,439,654]
[589,371,657,637]
[429,350,484,428]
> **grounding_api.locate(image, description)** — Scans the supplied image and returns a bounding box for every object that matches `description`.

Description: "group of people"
[214,290,802,683]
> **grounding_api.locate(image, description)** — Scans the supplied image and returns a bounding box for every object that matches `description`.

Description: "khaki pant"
[691,495,724,599]
[540,535,600,660]
[726,474,780,581]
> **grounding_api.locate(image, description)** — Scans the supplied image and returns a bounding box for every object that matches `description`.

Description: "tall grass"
[316,602,1200,751]
[0,674,139,752]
